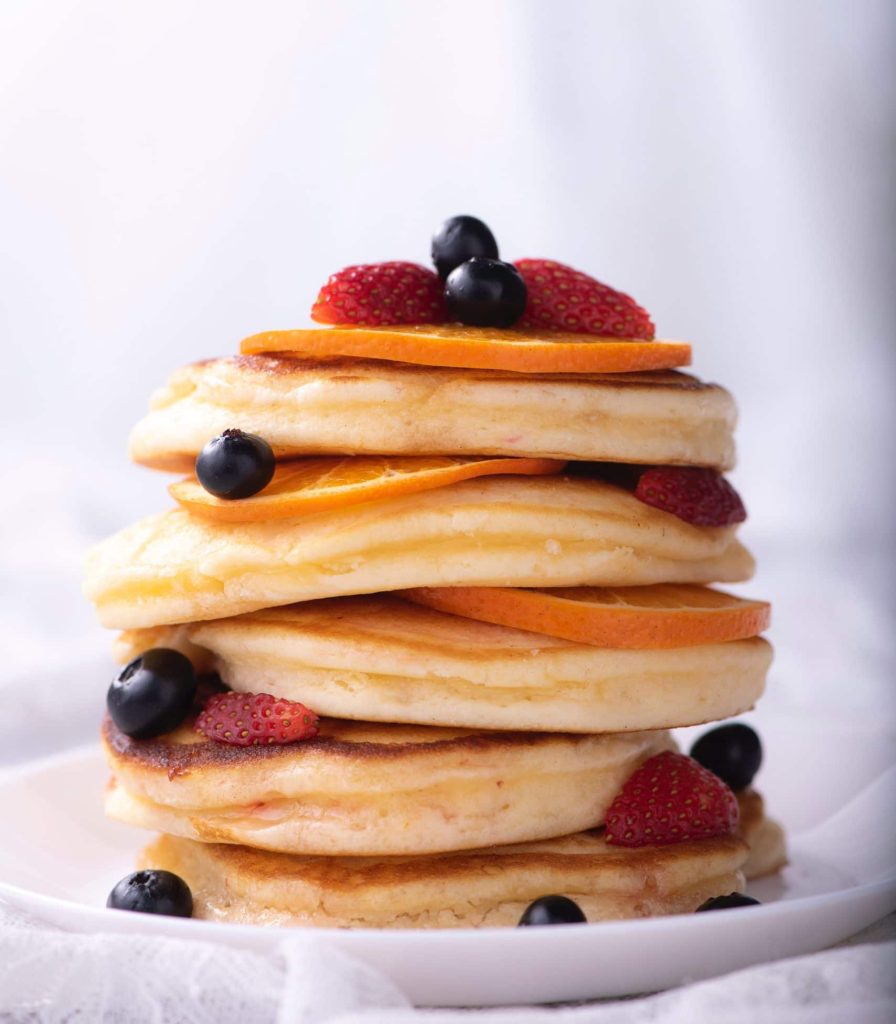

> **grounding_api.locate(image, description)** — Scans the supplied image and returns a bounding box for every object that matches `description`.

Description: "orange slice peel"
[402,584,771,649]
[170,455,566,523]
[239,325,691,374]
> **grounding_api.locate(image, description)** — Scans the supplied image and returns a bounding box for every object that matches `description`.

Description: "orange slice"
[170,455,566,523]
[239,325,691,374]
[402,584,771,649]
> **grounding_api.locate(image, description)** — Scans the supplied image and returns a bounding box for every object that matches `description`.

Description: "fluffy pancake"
[102,716,673,855]
[139,829,748,928]
[84,476,754,629]
[737,788,788,878]
[128,356,737,471]
[115,595,772,733]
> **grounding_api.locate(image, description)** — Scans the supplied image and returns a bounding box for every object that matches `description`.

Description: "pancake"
[128,356,737,471]
[139,828,748,928]
[737,788,788,878]
[115,595,772,733]
[84,476,754,629]
[102,716,674,855]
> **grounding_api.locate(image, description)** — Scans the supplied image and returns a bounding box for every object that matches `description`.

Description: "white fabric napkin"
[1,899,893,1023]
[0,901,410,1023]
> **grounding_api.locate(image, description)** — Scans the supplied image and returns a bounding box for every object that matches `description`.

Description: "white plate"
[1,723,894,1007]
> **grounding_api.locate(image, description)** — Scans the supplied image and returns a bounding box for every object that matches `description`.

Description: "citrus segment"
[170,455,566,523]
[402,584,771,649]
[239,325,691,374]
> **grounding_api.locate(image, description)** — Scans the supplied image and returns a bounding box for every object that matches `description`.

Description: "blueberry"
[696,892,761,912]
[518,895,587,926]
[445,258,527,328]
[195,428,275,499]
[431,215,499,279]
[690,723,762,792]
[107,648,197,739]
[107,870,193,917]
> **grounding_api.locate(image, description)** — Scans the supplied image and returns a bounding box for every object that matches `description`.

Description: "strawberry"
[311,261,447,326]
[606,751,739,847]
[634,467,746,527]
[195,692,319,746]
[514,259,655,339]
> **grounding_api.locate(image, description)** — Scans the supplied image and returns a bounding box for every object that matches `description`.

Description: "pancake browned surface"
[115,595,772,733]
[140,828,748,928]
[84,476,754,629]
[102,716,674,855]
[128,356,737,471]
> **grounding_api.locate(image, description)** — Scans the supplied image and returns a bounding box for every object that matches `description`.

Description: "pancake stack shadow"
[86,332,786,928]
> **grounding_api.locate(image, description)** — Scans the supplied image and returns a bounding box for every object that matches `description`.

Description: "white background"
[0,0,894,758]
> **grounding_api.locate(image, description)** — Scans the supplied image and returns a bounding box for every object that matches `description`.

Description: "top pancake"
[128,356,737,471]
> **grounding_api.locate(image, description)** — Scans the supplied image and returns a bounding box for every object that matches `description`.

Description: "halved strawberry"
[605,751,739,847]
[311,261,446,326]
[195,692,319,746]
[634,467,746,527]
[514,259,654,339]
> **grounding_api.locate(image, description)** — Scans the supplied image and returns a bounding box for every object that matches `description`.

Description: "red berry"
[634,467,747,527]
[311,261,447,326]
[514,259,655,339]
[195,692,320,746]
[606,751,739,848]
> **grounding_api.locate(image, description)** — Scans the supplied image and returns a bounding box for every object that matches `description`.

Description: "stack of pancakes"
[85,330,785,929]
